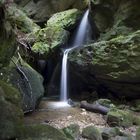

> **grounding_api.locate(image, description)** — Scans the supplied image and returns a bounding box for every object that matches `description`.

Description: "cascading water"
[60,48,72,101]
[60,9,92,102]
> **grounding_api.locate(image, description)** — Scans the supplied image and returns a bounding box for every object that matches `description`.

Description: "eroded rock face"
[69,31,140,99]
[16,0,89,23]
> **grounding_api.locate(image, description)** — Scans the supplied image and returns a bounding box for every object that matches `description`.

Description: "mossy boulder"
[17,0,89,23]
[91,0,140,40]
[69,30,140,99]
[20,124,68,140]
[101,127,120,140]
[107,109,133,127]
[62,124,80,140]
[32,26,69,57]
[97,99,114,108]
[82,126,102,140]
[47,9,81,30]
[0,5,16,68]
[0,57,44,112]
[6,3,40,33]
[0,81,23,140]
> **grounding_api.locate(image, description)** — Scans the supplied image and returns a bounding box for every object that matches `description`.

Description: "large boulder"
[20,124,68,140]
[91,0,140,40]
[32,9,81,57]
[32,27,69,57]
[82,126,102,140]
[69,30,140,99]
[0,57,44,112]
[0,4,16,68]
[16,0,89,23]
[0,81,23,140]
[47,9,81,30]
[6,3,40,33]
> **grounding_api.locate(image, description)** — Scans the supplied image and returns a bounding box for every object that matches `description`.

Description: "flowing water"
[60,48,72,101]
[60,9,91,102]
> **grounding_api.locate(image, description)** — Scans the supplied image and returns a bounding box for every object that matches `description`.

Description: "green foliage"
[32,42,50,55]
[32,27,69,56]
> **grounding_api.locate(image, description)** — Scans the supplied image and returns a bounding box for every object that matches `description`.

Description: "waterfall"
[60,9,91,102]
[72,9,91,47]
[60,48,72,101]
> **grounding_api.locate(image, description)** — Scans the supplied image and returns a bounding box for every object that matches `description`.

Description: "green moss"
[47,9,81,30]
[0,16,16,68]
[97,99,115,108]
[32,42,50,55]
[1,57,44,112]
[6,3,40,33]
[20,124,68,140]
[107,109,133,127]
[62,124,80,140]
[101,127,120,139]
[82,126,102,140]
[32,27,69,56]
[0,81,23,140]
[0,81,21,106]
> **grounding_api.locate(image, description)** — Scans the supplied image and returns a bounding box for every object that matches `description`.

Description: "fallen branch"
[80,101,109,115]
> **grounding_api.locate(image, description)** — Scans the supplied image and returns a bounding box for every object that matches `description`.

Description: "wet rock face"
[69,31,140,99]
[16,0,89,23]
[0,58,44,112]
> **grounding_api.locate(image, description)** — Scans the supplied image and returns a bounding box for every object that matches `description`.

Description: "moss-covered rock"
[0,81,23,140]
[101,127,120,140]
[6,3,40,33]
[97,99,115,108]
[47,9,81,30]
[0,5,16,68]
[91,0,140,40]
[32,26,69,57]
[0,57,44,112]
[82,126,102,140]
[17,0,89,23]
[20,124,68,140]
[107,109,133,127]
[69,30,140,99]
[62,124,80,140]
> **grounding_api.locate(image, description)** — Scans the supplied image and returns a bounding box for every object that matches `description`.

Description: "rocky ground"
[24,100,139,139]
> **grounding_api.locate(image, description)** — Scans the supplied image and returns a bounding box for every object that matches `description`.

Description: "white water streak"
[60,9,90,101]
